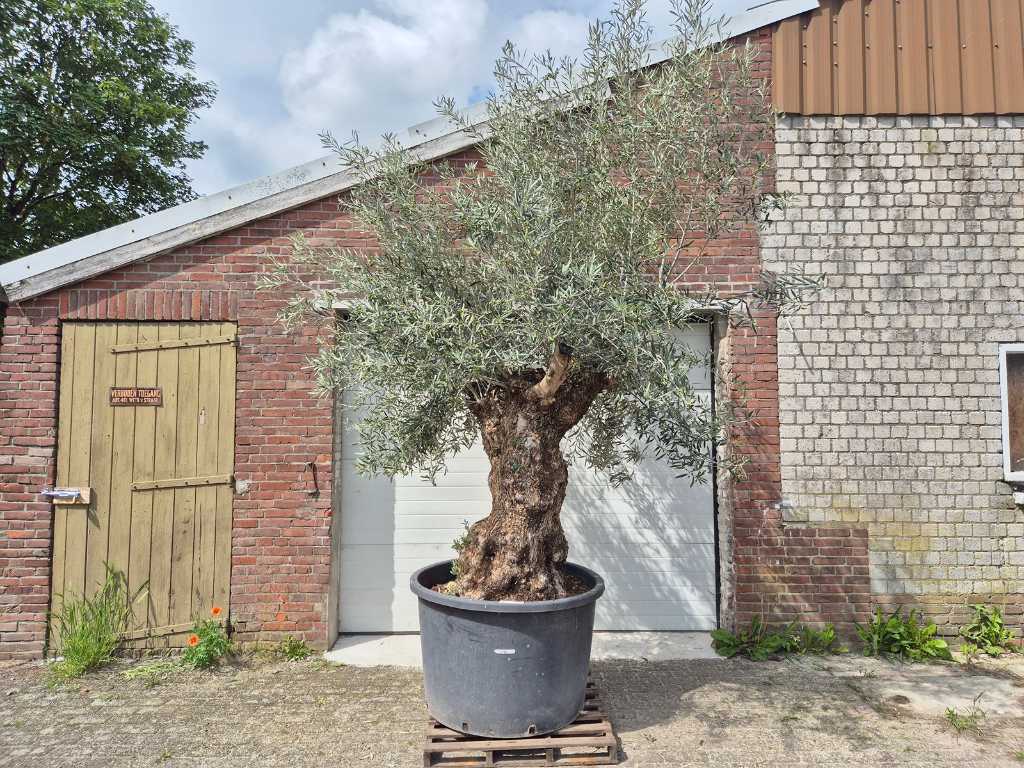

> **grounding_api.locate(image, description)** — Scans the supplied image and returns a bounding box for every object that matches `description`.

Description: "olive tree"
[267,0,805,602]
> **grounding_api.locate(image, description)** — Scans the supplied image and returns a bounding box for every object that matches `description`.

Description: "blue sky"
[150,1,757,194]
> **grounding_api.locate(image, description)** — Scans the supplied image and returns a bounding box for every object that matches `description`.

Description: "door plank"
[170,324,201,632]
[193,337,222,618]
[62,323,96,602]
[50,323,77,638]
[85,324,118,597]
[129,324,159,635]
[214,323,237,615]
[149,324,181,647]
[107,324,138,581]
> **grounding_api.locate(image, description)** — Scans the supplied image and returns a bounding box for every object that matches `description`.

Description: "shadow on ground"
[1,654,1022,767]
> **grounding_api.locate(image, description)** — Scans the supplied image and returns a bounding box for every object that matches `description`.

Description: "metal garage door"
[337,325,715,632]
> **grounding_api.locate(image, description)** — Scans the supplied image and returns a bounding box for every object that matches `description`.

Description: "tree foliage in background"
[0,0,215,261]
[267,0,810,601]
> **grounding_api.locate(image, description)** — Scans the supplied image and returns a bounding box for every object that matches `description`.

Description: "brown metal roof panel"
[774,16,806,113]
[835,0,867,113]
[865,0,899,113]
[959,0,996,113]
[927,0,964,113]
[991,0,1024,112]
[774,0,1024,114]
[803,2,837,112]
[896,0,931,113]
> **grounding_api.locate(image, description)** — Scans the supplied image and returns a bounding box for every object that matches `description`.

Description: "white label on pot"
[494,648,516,655]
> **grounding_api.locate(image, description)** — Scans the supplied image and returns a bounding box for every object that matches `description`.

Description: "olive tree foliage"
[265,0,807,487]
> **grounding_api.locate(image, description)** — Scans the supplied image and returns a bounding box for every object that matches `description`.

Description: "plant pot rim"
[411,560,605,614]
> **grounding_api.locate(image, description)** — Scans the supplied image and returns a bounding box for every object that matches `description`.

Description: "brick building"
[766,0,1024,632]
[0,0,1021,660]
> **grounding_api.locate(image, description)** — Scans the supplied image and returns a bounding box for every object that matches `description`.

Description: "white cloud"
[162,0,760,194]
[511,10,592,61]
[279,0,490,140]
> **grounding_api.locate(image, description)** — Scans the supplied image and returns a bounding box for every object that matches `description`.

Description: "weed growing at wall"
[278,635,313,662]
[712,617,846,660]
[182,608,231,669]
[856,608,952,662]
[958,604,1019,658]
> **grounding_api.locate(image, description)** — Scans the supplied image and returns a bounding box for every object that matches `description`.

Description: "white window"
[999,344,1024,482]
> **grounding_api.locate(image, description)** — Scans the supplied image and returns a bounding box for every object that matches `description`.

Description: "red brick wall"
[725,316,870,635]
[0,26,869,660]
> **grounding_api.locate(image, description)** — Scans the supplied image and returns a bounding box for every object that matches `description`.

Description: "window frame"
[999,343,1024,483]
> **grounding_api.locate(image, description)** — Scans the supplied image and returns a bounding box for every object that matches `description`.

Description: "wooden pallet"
[423,680,619,767]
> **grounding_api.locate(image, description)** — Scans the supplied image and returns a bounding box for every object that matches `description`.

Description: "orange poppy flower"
[211,606,223,618]
[187,634,200,647]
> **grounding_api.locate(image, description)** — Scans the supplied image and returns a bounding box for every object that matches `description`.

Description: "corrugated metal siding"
[773,0,1024,114]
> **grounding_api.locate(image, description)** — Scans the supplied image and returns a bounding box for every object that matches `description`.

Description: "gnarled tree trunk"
[452,358,608,601]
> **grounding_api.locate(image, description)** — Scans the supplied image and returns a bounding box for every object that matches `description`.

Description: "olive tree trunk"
[453,359,608,602]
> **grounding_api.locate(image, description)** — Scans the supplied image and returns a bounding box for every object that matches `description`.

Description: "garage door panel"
[575,555,717,575]
[563,521,713,542]
[587,571,716,592]
[339,325,716,632]
[394,484,492,502]
[564,486,710,511]
[594,611,716,632]
[565,528,713,554]
[341,545,453,571]
[338,593,418,632]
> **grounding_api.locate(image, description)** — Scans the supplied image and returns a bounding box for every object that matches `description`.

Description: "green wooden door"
[51,322,236,647]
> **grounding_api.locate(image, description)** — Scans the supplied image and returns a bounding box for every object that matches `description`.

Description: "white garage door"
[337,326,716,632]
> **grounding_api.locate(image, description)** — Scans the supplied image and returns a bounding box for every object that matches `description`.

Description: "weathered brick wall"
[762,114,1024,634]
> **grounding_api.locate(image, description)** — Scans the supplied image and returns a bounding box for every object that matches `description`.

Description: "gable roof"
[0,0,819,304]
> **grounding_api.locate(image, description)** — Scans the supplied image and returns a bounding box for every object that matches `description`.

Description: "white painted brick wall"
[763,115,1024,600]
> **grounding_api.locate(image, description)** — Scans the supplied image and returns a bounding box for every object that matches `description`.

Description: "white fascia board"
[0,0,816,304]
[0,121,488,303]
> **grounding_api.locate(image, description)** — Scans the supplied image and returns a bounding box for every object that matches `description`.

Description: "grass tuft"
[278,635,313,662]
[48,564,145,684]
[121,660,180,688]
[944,694,986,737]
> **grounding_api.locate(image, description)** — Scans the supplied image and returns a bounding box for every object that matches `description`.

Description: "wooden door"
[51,322,236,646]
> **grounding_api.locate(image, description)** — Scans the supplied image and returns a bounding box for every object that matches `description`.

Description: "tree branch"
[528,347,570,402]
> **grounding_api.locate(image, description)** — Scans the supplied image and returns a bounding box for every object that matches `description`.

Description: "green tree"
[269,0,808,602]
[0,0,215,261]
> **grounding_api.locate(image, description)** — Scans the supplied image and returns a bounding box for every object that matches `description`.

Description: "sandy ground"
[1,652,1022,767]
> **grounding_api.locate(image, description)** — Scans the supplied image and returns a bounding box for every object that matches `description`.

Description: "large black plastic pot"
[411,560,605,738]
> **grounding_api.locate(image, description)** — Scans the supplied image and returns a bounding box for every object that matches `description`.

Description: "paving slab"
[0,653,1021,767]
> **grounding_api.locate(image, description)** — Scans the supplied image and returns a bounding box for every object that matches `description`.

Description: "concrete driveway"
[1,653,1022,767]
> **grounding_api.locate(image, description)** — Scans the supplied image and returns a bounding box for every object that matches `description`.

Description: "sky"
[149,0,759,195]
